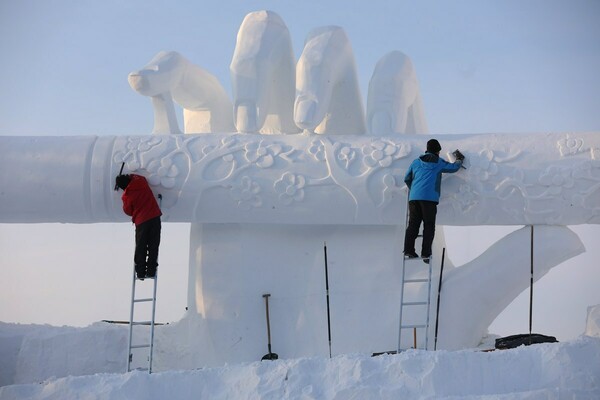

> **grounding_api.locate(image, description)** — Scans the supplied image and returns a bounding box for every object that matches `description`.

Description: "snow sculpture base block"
[188,223,405,361]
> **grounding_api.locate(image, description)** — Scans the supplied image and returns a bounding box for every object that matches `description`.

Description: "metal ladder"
[126,268,158,373]
[397,195,434,352]
[397,244,433,351]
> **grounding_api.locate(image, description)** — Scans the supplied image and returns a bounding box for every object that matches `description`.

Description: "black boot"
[135,264,146,280]
[146,264,157,279]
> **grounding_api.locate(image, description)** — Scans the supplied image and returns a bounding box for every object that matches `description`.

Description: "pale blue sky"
[0,0,599,340]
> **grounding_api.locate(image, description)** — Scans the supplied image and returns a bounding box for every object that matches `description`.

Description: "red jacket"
[122,175,162,225]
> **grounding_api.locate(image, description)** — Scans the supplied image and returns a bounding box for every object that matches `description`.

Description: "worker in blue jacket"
[403,139,465,263]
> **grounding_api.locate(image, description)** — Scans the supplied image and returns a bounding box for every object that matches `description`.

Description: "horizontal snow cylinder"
[0,132,598,225]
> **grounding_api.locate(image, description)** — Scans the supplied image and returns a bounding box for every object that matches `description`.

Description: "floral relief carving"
[109,133,598,224]
[361,139,409,168]
[274,172,306,205]
[308,140,326,161]
[336,144,357,170]
[558,135,585,156]
[230,176,262,210]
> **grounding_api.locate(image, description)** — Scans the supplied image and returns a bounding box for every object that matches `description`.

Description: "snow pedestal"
[187,223,406,362]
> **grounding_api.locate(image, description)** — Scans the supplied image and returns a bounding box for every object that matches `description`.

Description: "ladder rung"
[134,298,154,303]
[402,301,428,306]
[404,278,429,283]
[130,344,151,349]
[401,324,427,329]
[131,321,153,326]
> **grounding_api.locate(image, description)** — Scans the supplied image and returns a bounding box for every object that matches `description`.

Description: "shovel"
[261,293,278,360]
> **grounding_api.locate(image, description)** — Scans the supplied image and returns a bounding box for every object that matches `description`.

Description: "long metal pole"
[434,247,446,350]
[324,242,332,358]
[529,225,534,335]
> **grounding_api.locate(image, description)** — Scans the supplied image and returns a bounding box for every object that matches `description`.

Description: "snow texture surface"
[1,305,599,399]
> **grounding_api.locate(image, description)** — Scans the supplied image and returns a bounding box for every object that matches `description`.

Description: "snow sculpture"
[128,51,234,134]
[1,10,599,366]
[230,11,298,134]
[295,26,367,135]
[437,225,585,350]
[367,51,428,135]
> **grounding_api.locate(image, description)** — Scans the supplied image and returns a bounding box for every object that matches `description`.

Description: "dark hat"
[115,174,131,191]
[427,139,442,153]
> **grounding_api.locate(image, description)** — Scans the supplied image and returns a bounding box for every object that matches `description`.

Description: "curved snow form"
[128,51,234,134]
[367,51,428,135]
[295,26,366,135]
[230,11,298,134]
[586,304,600,337]
[435,225,585,350]
[1,321,599,398]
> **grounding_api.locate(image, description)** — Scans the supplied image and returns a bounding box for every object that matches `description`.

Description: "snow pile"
[1,306,599,399]
[1,337,599,399]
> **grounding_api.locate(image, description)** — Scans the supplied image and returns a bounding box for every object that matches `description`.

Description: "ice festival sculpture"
[1,10,598,367]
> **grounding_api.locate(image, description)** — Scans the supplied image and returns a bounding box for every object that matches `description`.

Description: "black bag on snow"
[495,333,558,350]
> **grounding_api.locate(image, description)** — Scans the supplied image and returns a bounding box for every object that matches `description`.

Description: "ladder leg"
[127,266,137,372]
[397,251,407,352]
[148,271,158,373]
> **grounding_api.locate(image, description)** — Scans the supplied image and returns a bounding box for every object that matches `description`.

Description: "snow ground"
[1,305,599,400]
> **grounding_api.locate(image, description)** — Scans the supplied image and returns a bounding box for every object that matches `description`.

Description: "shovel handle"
[263,294,272,346]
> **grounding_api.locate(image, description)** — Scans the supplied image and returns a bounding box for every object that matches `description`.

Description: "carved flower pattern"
[558,136,584,156]
[455,184,477,211]
[244,141,283,168]
[147,157,179,188]
[230,176,262,210]
[308,140,326,161]
[274,172,306,205]
[337,145,356,169]
[468,149,498,181]
[362,140,400,168]
[115,136,163,171]
[539,166,574,195]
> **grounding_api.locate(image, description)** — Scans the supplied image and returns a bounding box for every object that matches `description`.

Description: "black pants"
[403,200,437,258]
[134,216,161,276]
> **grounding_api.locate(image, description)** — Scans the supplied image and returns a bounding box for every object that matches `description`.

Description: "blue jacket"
[404,152,462,203]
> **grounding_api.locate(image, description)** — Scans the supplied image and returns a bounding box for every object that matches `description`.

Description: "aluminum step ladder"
[397,241,433,351]
[126,268,158,373]
[397,194,434,352]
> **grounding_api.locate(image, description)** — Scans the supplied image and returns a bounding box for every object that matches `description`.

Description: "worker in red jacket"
[115,174,162,280]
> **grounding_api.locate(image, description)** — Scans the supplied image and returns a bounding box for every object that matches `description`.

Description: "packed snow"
[0,305,599,399]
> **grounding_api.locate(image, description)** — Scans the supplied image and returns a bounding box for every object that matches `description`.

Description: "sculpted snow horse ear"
[128,51,234,134]
[295,26,367,135]
[367,51,428,136]
[230,10,298,134]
